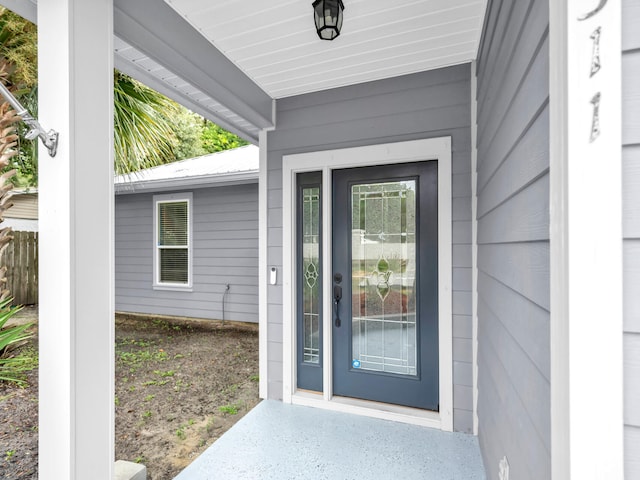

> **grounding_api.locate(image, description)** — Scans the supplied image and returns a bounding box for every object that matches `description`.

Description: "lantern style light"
[312,0,344,41]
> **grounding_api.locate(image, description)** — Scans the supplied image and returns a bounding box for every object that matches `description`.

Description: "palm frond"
[113,72,179,174]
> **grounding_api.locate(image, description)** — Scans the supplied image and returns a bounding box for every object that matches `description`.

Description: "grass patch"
[0,300,37,387]
[0,346,38,387]
[142,379,170,387]
[118,349,168,367]
[218,404,239,415]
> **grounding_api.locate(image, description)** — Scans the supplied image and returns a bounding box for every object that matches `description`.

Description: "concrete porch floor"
[174,400,485,480]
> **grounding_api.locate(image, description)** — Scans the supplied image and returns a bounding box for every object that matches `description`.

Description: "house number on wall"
[578,0,608,21]
[579,0,607,142]
[590,92,601,143]
[589,27,601,77]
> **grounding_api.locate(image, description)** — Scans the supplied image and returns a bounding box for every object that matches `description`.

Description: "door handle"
[333,273,342,327]
[333,284,342,327]
[333,272,343,328]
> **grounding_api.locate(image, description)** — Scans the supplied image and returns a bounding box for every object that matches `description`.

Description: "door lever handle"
[333,284,342,327]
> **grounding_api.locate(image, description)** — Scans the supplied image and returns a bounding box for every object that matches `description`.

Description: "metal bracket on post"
[0,82,59,157]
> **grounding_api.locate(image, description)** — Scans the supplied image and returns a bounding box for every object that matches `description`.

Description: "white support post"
[258,129,269,400]
[550,1,623,478]
[37,1,114,478]
[470,60,479,437]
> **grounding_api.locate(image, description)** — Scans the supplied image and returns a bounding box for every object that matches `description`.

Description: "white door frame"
[282,137,453,431]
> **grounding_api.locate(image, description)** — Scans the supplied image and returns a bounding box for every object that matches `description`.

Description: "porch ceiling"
[2,0,487,143]
[165,0,488,98]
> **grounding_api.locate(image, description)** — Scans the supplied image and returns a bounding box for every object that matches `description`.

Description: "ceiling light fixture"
[312,0,344,41]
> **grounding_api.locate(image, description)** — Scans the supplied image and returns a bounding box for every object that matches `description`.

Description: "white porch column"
[37,1,114,479]
[550,1,623,479]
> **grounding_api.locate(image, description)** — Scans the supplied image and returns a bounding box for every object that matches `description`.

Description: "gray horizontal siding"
[115,183,259,323]
[623,0,640,475]
[475,0,550,479]
[267,64,474,432]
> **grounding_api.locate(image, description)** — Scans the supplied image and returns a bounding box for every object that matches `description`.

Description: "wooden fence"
[0,231,38,306]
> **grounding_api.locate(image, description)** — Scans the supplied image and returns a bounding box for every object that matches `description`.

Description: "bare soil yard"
[0,310,260,480]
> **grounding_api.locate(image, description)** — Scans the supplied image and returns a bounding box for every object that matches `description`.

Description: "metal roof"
[114,144,259,194]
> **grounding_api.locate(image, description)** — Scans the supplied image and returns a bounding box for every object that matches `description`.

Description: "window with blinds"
[154,194,192,288]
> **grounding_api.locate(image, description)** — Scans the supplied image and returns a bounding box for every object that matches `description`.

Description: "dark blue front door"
[332,161,439,410]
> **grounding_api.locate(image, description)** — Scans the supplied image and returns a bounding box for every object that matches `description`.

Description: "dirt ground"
[0,309,260,480]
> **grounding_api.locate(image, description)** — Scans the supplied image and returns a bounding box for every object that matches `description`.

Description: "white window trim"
[153,192,194,291]
[282,137,453,431]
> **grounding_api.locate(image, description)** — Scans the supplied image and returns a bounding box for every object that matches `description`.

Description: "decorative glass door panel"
[302,186,320,364]
[351,181,417,376]
[296,172,323,391]
[332,162,439,410]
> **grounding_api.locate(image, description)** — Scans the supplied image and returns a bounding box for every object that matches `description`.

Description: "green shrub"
[0,298,35,386]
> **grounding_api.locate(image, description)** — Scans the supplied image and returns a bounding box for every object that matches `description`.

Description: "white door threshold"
[290,391,442,429]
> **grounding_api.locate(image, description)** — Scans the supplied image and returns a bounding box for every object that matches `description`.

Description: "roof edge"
[114,170,258,195]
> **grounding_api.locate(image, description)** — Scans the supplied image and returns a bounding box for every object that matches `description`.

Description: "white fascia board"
[113,53,259,144]
[114,171,259,195]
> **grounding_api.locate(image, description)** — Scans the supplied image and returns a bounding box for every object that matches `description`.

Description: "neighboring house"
[13,0,637,479]
[3,188,38,232]
[114,145,259,324]
[1,189,38,306]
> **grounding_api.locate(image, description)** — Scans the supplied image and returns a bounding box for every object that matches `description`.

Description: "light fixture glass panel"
[325,8,336,27]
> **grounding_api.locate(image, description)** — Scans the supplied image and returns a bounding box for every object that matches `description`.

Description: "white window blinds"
[156,199,190,285]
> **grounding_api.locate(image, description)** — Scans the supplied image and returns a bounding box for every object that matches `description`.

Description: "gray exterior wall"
[475,0,550,478]
[266,65,474,432]
[115,183,259,323]
[623,0,640,476]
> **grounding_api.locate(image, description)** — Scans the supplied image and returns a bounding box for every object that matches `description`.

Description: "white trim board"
[470,60,479,436]
[549,1,623,478]
[282,137,453,431]
[258,129,270,400]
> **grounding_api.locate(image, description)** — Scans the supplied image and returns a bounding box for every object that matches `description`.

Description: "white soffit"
[0,0,262,143]
[165,0,488,98]
[113,36,261,142]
